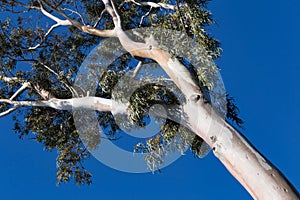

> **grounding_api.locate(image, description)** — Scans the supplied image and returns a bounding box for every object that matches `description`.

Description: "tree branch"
[9,82,30,100]
[93,8,106,28]
[0,97,120,116]
[126,0,175,10]
[29,23,60,50]
[61,7,86,25]
[28,1,72,50]
[38,0,116,38]
[38,62,78,97]
[139,6,152,27]
[0,105,21,117]
[38,1,72,26]
[132,61,142,78]
[0,75,23,83]
[22,0,117,49]
[0,72,55,100]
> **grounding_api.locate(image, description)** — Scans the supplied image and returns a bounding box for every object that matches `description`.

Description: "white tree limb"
[139,6,152,27]
[183,100,300,199]
[0,75,22,83]
[132,61,143,78]
[0,74,54,100]
[29,0,116,46]
[9,82,30,100]
[28,2,72,50]
[61,7,86,25]
[0,105,21,117]
[38,1,72,26]
[127,0,175,10]
[29,23,60,50]
[0,97,124,115]
[93,8,107,28]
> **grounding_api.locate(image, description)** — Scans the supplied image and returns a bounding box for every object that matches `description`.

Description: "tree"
[0,0,299,199]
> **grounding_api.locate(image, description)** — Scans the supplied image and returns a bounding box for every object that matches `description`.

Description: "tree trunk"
[184,98,300,199]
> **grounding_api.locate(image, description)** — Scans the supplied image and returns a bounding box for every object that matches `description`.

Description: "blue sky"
[0,0,299,199]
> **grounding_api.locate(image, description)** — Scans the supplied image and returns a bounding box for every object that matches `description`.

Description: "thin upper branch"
[61,7,86,25]
[29,23,60,50]
[38,62,78,97]
[29,0,116,43]
[93,8,107,28]
[42,0,116,37]
[0,105,21,117]
[0,74,54,100]
[132,61,143,78]
[9,82,30,100]
[28,1,72,50]
[127,0,175,10]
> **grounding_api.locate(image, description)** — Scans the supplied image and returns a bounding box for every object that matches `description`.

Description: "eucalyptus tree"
[0,0,298,199]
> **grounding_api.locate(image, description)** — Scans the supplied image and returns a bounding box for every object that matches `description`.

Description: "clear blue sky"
[0,0,299,199]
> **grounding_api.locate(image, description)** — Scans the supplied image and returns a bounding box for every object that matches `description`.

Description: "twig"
[61,7,86,25]
[93,9,106,28]
[39,62,79,97]
[132,61,143,78]
[139,6,152,27]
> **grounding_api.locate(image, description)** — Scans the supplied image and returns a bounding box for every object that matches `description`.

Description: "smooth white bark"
[184,100,299,199]
[1,1,298,198]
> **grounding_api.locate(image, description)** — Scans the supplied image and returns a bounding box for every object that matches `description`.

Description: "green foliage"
[0,0,243,184]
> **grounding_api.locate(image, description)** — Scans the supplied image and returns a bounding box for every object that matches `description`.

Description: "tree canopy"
[0,0,244,185]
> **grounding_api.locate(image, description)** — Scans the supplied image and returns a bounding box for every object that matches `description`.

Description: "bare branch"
[132,61,142,79]
[61,7,86,25]
[39,0,116,38]
[126,0,175,10]
[93,8,106,28]
[139,6,152,27]
[110,0,122,28]
[39,62,59,76]
[0,105,21,117]
[0,75,23,83]
[29,23,60,50]
[0,97,121,116]
[38,1,72,26]
[0,73,55,100]
[38,62,78,97]
[28,1,72,50]
[9,82,30,100]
